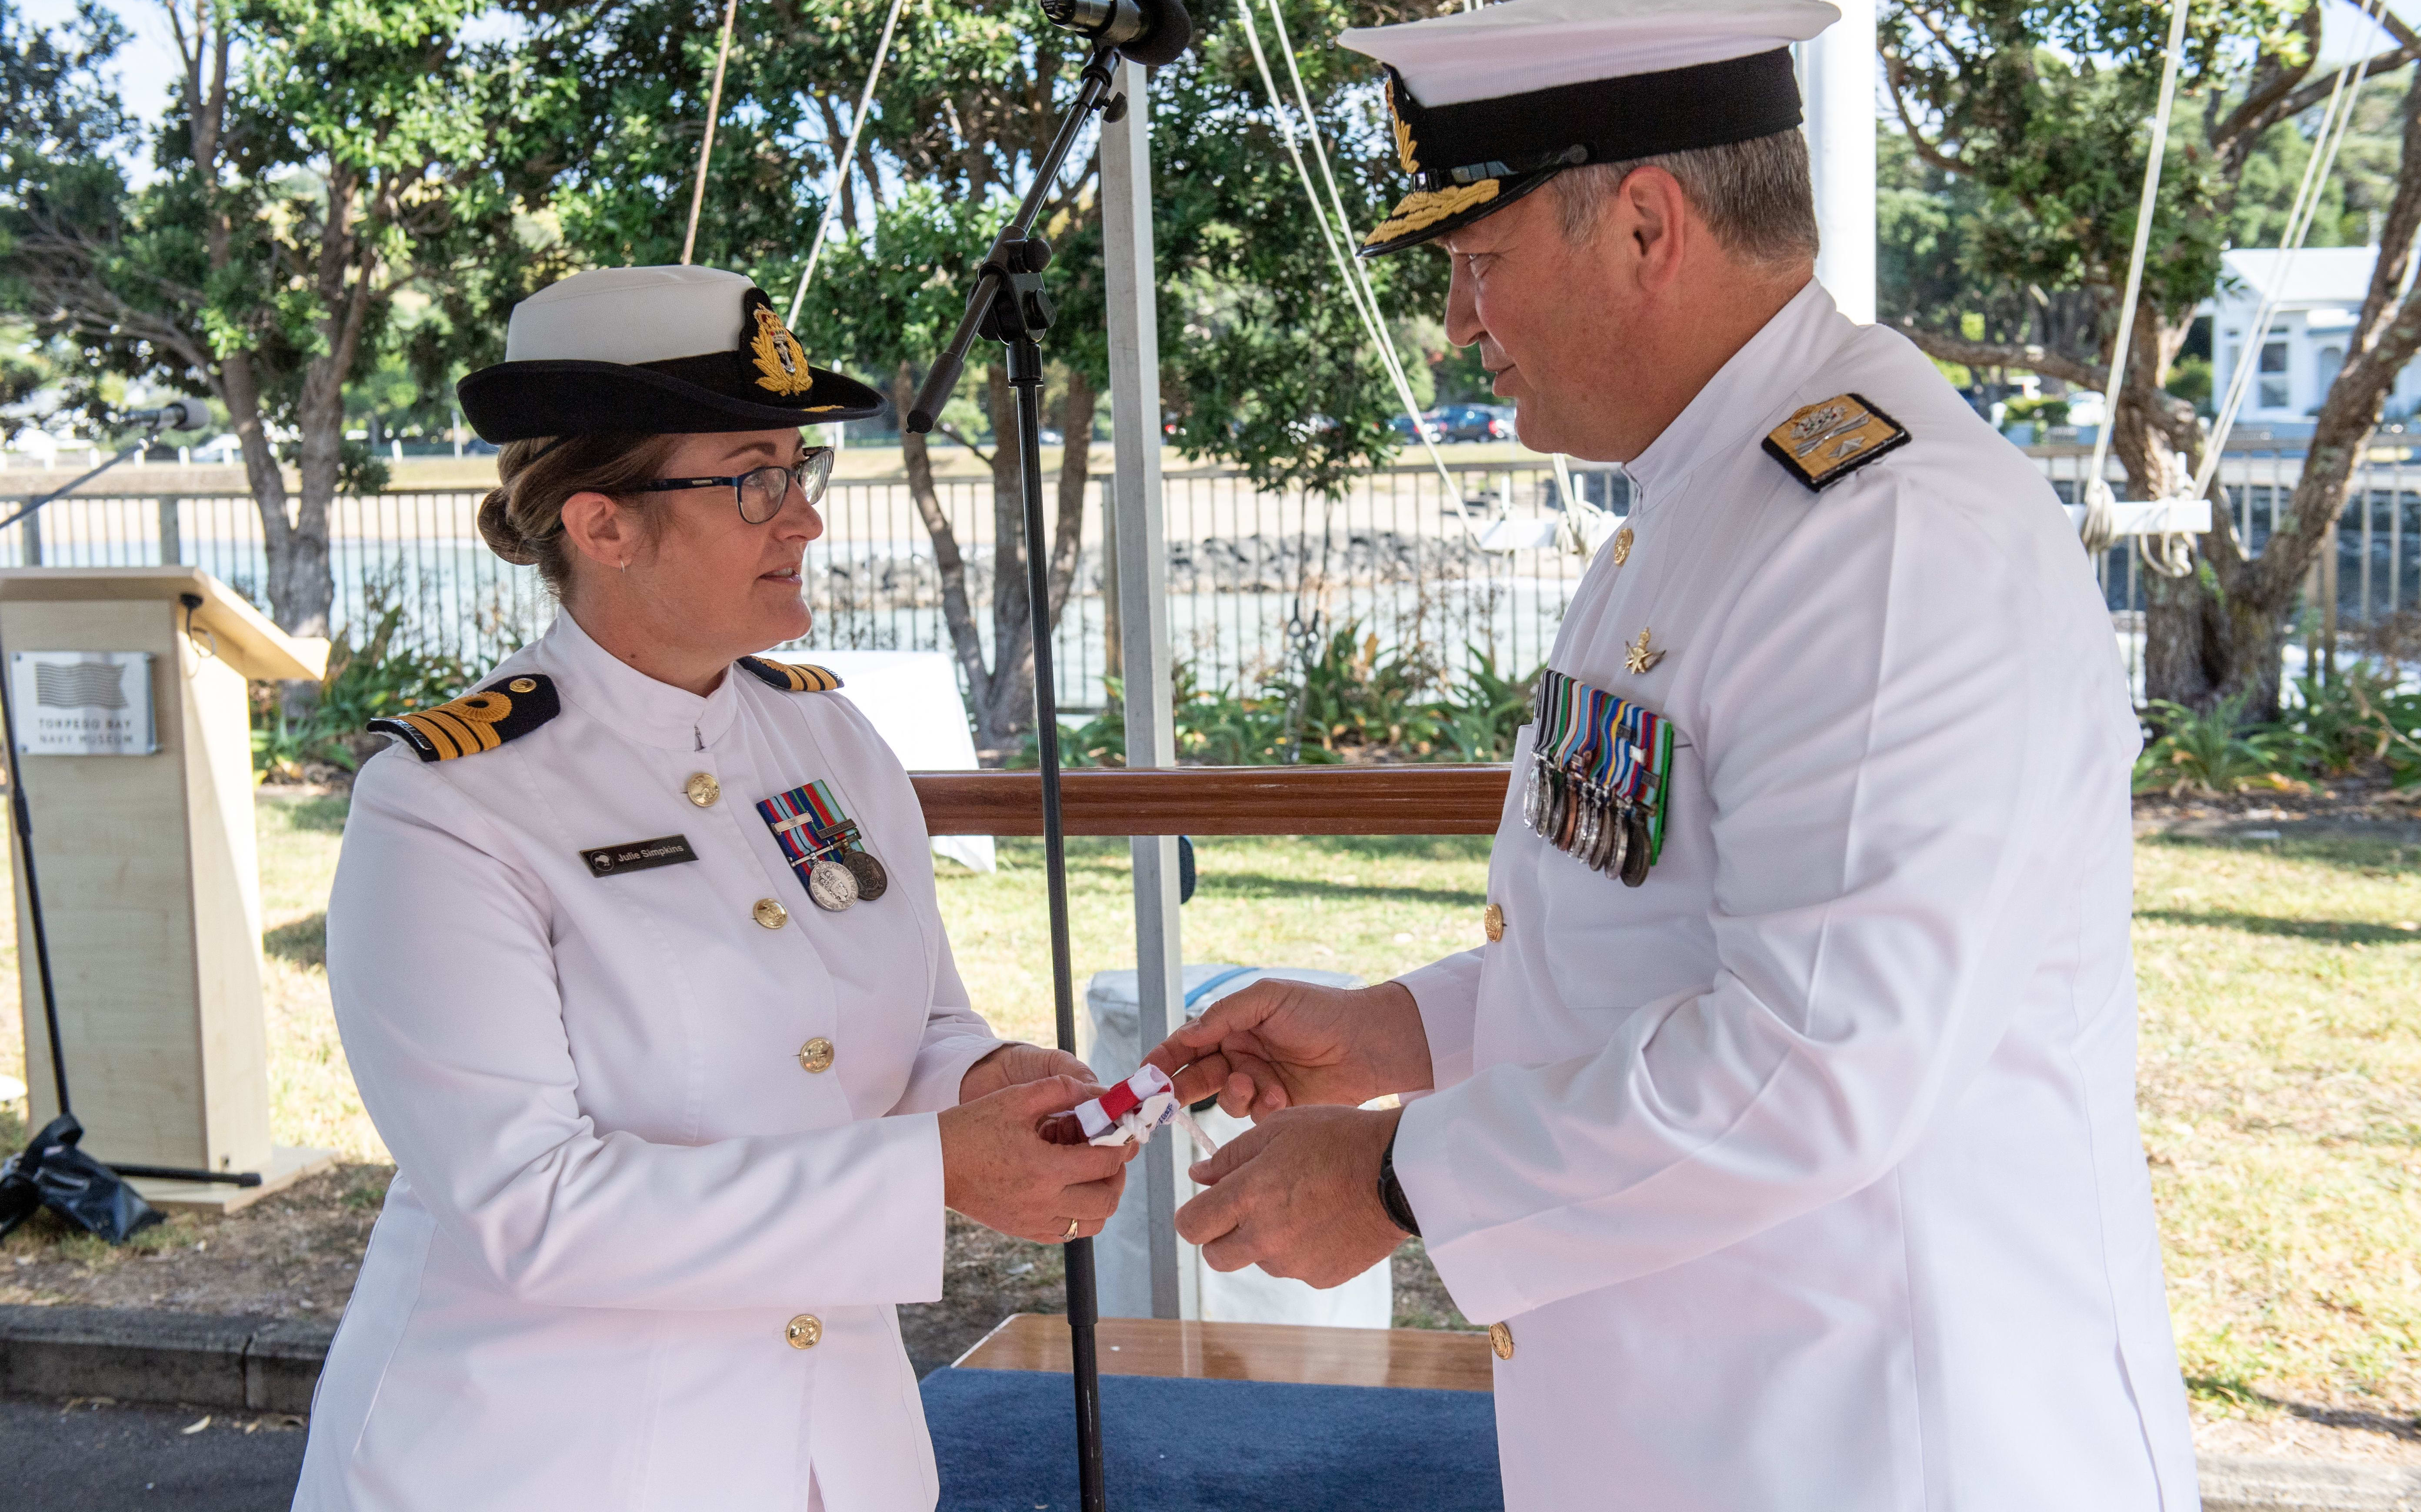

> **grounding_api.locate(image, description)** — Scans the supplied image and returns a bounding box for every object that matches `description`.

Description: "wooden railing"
[907,765,1511,837]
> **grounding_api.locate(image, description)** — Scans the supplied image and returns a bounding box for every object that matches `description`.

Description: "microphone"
[120,399,210,433]
[1038,0,1192,66]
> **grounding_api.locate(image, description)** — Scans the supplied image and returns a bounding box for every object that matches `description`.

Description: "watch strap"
[1377,1124,1421,1239]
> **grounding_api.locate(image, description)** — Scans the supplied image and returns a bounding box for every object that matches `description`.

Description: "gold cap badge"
[749,304,816,398]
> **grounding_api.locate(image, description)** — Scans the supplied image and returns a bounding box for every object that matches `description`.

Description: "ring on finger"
[1063,1217,1081,1239]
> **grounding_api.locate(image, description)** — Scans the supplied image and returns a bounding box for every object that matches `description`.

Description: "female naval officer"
[292,266,1133,1512]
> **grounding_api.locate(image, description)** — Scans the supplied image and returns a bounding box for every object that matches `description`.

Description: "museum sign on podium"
[0,567,336,1212]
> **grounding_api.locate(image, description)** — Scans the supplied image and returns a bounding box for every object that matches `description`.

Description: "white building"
[2205,246,2421,424]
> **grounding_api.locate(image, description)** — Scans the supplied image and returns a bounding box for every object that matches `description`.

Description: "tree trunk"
[895,362,989,699]
[977,362,1034,756]
[891,362,1094,760]
[1047,370,1096,624]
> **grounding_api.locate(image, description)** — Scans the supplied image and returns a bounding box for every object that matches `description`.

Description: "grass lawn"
[2132,832,2421,1426]
[0,796,2414,1436]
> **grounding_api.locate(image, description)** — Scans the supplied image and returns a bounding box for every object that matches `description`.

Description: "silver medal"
[807,856,860,911]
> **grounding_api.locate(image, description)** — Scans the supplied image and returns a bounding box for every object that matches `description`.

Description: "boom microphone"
[1038,0,1193,66]
[118,398,210,433]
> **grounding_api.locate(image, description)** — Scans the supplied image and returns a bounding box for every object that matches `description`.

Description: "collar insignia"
[1761,393,1911,491]
[747,303,817,398]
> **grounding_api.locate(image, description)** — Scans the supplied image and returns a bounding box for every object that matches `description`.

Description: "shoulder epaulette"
[1762,392,1911,491]
[369,673,560,762]
[737,656,844,693]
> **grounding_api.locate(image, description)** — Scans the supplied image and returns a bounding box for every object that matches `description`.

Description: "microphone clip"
[973,235,1057,348]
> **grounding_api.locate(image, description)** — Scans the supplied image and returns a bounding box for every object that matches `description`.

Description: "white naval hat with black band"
[457,265,885,442]
[1344,0,1839,257]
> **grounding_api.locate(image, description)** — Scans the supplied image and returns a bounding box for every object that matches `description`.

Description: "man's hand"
[940,1076,1137,1244]
[959,1041,1096,1104]
[1141,979,1432,1119]
[1175,1104,1410,1289]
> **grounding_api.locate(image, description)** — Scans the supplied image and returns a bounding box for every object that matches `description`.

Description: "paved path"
[2,1394,305,1511]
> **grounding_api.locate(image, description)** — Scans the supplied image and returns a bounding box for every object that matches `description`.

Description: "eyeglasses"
[631,449,834,525]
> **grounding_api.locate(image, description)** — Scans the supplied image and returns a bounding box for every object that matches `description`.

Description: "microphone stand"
[907,37,1121,1512]
[0,420,263,1192]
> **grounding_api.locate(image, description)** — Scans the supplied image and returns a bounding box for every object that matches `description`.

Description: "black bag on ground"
[0,1114,162,1243]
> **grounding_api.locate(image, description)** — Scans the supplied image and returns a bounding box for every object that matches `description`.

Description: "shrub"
[252,585,486,782]
[2133,693,2304,796]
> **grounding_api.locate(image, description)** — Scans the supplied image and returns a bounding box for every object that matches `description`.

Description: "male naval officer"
[1144,1,2199,1508]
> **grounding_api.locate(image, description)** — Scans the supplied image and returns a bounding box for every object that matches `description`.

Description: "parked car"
[1436,404,1514,442]
[1389,410,1444,442]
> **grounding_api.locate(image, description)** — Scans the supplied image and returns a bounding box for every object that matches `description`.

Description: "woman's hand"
[958,1042,1096,1104]
[939,1075,1137,1244]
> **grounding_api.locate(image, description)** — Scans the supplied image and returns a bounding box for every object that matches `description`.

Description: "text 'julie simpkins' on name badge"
[581,835,701,878]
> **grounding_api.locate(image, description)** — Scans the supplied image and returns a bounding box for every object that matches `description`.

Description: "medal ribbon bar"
[1525,669,1676,881]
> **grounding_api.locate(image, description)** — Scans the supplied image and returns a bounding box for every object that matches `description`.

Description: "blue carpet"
[921,1368,1503,1511]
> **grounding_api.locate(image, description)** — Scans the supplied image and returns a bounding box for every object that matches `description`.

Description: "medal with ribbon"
[1522,669,1674,887]
[757,779,890,912]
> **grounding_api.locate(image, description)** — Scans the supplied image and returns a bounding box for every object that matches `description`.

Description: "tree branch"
[933,422,994,468]
[2359,67,2421,350]
[1892,320,2108,390]
[2260,42,2421,131]
[1879,51,1967,176]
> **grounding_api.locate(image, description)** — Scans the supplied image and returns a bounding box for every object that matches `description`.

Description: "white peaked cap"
[1342,0,1840,109]
[504,265,760,364]
[459,264,884,442]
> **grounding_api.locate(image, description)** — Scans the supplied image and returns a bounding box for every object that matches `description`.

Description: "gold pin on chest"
[1624,627,1664,676]
[1610,526,1634,566]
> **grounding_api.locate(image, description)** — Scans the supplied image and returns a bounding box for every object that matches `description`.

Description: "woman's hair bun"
[477,485,540,566]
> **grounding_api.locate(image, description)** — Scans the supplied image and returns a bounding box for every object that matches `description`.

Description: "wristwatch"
[1377,1124,1421,1238]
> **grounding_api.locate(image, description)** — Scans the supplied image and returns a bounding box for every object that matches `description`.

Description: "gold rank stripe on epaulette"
[369,674,560,762]
[737,656,844,693]
[1762,393,1912,491]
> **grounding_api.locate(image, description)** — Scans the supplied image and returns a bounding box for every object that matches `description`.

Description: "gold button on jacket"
[753,898,788,929]
[797,1037,835,1074]
[685,772,721,808]
[1489,1322,1515,1360]
[785,1314,823,1349]
[1484,903,1506,943]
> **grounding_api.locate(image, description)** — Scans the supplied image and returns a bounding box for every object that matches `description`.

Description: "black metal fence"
[4,447,2413,706]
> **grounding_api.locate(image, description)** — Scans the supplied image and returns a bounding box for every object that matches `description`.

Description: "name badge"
[581,834,700,878]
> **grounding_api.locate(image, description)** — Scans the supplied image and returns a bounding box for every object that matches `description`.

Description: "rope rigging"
[2086,0,2392,579]
[1232,0,1475,539]
[787,0,910,326]
[2190,0,2389,498]
[680,0,743,266]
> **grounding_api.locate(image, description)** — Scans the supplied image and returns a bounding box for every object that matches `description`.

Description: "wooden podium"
[0,568,335,1212]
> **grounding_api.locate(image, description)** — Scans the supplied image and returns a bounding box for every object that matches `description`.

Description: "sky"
[25,0,185,130]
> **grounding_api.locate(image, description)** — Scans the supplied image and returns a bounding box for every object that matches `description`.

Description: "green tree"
[517,0,1444,747]
[1,0,552,685]
[1884,0,2421,717]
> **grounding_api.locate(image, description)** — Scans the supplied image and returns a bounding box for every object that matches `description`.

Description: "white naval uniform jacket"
[1391,282,2197,1512]
[293,613,1002,1512]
